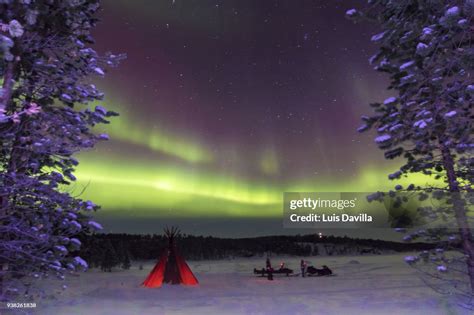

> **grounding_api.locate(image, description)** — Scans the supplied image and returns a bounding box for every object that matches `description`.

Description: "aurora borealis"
[74,1,438,236]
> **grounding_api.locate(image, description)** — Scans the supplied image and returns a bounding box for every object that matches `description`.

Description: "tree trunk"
[440,145,474,293]
[0,61,17,300]
[0,62,16,112]
[0,195,4,300]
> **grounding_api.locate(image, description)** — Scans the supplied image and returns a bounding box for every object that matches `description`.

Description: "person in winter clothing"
[266,257,273,281]
[300,259,307,277]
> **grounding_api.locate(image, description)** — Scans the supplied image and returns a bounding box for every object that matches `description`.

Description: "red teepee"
[142,227,198,288]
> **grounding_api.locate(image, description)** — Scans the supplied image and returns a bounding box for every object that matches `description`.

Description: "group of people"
[264,257,332,280]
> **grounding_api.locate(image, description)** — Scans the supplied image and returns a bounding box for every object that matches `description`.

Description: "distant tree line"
[75,233,442,271]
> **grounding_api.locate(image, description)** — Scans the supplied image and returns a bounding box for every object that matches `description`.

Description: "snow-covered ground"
[31,254,469,314]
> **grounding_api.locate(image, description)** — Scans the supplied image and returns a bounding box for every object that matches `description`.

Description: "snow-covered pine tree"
[0,1,124,301]
[347,0,474,297]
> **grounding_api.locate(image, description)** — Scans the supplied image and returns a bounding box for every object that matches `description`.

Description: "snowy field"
[25,254,470,315]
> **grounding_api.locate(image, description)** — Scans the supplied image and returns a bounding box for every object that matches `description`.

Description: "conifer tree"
[0,1,123,301]
[122,251,131,270]
[347,0,473,299]
[100,240,119,272]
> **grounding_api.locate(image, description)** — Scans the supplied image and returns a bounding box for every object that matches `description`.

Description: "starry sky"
[73,0,434,237]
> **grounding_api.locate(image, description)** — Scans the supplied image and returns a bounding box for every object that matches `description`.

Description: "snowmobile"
[306,265,333,276]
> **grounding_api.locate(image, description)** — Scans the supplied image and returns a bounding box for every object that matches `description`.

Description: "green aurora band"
[75,155,440,219]
[96,99,213,163]
[78,92,441,219]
